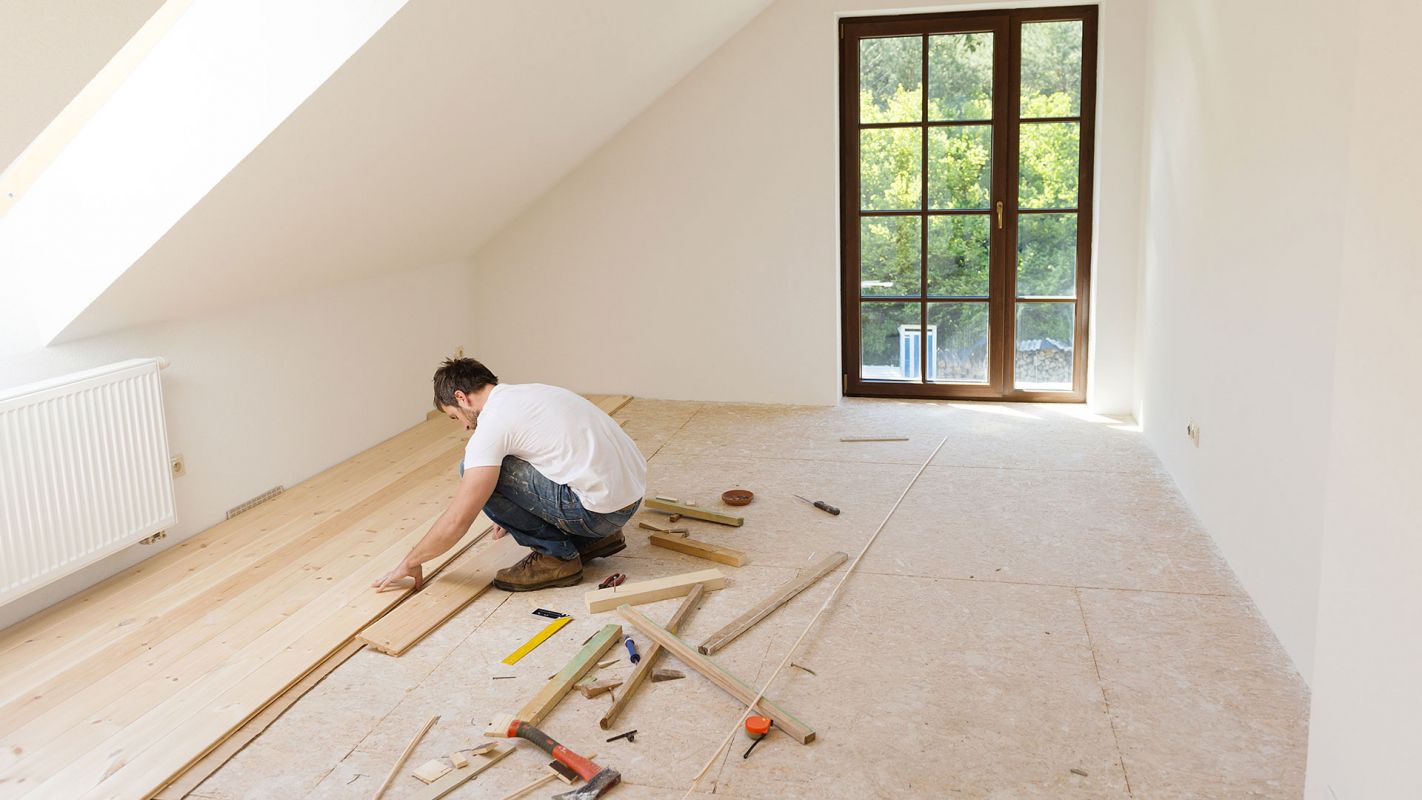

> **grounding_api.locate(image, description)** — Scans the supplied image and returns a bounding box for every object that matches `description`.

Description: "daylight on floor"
[0,1,1416,799]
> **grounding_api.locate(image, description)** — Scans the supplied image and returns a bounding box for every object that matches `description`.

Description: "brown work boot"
[493,551,584,592]
[575,529,626,562]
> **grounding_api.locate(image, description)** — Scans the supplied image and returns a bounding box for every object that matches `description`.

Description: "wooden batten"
[584,569,726,613]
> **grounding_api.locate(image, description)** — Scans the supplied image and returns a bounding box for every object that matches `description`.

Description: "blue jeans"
[481,456,638,560]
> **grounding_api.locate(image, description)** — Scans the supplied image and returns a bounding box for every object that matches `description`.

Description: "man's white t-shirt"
[462,384,647,513]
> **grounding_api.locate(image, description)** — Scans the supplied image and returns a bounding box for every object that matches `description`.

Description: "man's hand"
[491,524,508,540]
[372,561,423,593]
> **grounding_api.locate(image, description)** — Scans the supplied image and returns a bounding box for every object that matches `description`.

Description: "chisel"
[792,494,840,515]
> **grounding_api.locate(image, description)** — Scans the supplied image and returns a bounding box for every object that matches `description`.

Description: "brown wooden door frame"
[840,5,1099,402]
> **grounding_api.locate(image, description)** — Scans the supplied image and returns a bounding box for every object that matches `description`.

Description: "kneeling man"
[374,358,646,592]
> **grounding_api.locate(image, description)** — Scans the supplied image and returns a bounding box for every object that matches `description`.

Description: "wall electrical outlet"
[1185,422,1201,448]
[170,454,186,478]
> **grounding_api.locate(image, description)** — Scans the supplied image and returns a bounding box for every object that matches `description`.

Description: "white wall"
[0,259,473,630]
[1305,2,1422,797]
[467,0,1147,409]
[1134,0,1357,680]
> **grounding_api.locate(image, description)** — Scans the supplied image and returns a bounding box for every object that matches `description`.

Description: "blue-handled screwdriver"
[625,638,640,664]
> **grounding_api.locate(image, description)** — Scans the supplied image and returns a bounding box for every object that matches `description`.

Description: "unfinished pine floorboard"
[356,526,524,655]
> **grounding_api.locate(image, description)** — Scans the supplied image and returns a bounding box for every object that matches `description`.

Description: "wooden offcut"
[501,624,622,729]
[647,530,746,567]
[584,568,726,613]
[697,551,848,655]
[408,744,514,800]
[644,497,744,527]
[412,758,452,784]
[577,678,622,698]
[616,606,816,744]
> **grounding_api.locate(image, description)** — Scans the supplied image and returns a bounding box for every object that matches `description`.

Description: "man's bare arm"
[372,465,499,591]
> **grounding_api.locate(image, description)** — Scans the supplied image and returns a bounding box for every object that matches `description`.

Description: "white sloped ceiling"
[59,0,772,341]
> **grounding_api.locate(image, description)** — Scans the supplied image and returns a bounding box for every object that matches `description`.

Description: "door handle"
[996,200,1004,230]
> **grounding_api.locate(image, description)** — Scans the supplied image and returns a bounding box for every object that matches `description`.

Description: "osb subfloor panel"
[187,399,1309,800]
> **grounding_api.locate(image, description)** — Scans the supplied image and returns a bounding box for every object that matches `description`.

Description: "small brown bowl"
[721,489,754,506]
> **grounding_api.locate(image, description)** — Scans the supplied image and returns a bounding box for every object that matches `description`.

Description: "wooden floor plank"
[355,528,525,655]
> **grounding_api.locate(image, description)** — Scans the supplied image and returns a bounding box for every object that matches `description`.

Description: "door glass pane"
[1015,303,1075,390]
[861,216,922,297]
[861,128,922,210]
[927,32,993,121]
[1020,21,1083,117]
[928,125,991,209]
[1018,121,1079,209]
[861,302,924,381]
[929,302,990,383]
[1016,213,1077,297]
[860,36,923,123]
[927,215,990,296]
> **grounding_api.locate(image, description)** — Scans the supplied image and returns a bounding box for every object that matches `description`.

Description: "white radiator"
[0,358,176,605]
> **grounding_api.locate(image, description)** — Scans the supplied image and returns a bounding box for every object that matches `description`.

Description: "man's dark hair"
[432,357,499,410]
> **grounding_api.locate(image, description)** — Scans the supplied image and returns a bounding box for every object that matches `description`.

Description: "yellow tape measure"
[501,616,573,665]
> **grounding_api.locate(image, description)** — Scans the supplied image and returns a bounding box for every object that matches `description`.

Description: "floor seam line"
[1076,587,1135,798]
[645,404,706,462]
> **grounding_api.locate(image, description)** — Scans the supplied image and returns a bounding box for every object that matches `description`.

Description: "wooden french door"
[840,6,1098,401]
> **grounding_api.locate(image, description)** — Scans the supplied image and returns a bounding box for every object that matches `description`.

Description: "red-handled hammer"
[485,713,620,800]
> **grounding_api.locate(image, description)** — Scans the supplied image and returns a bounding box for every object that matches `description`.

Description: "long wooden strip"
[647,531,746,567]
[697,551,848,655]
[356,525,524,656]
[506,624,622,728]
[584,568,725,613]
[616,606,814,744]
[13,509,477,799]
[408,744,514,800]
[150,640,365,800]
[599,584,704,730]
[374,714,439,800]
[644,498,743,527]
